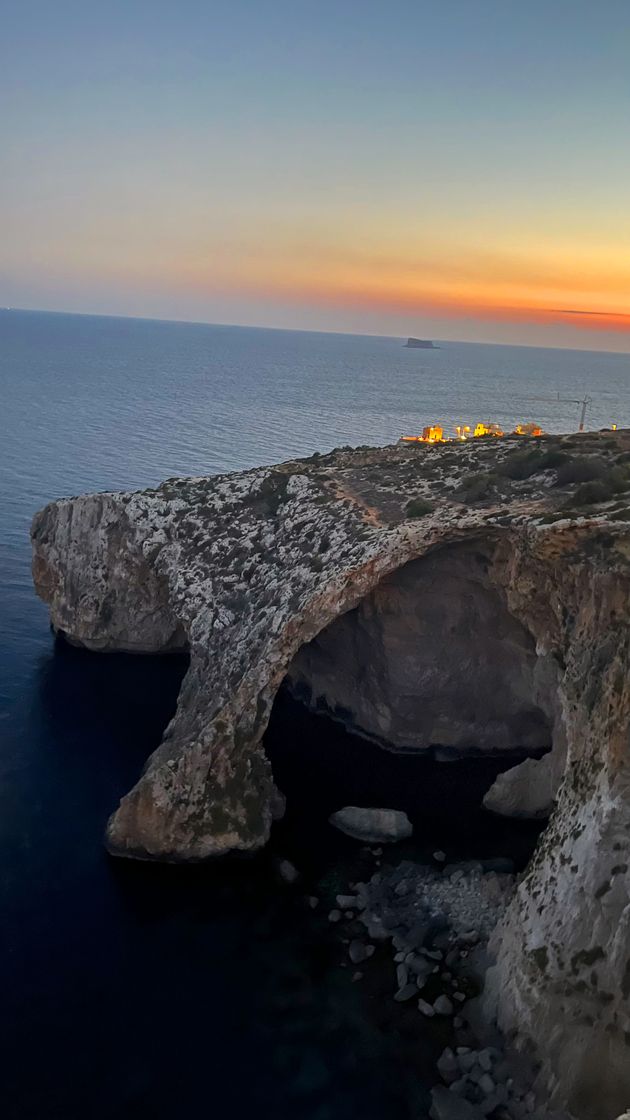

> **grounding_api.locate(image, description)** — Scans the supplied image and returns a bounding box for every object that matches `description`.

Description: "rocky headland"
[32,430,630,1118]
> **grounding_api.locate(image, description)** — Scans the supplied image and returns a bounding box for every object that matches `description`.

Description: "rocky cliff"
[32,430,630,1117]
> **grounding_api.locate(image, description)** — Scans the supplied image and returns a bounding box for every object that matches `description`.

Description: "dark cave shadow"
[264,684,547,876]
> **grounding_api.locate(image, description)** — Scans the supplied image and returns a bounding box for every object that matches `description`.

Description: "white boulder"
[328,806,413,843]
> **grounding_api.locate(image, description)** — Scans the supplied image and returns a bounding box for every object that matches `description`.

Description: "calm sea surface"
[1,309,629,1119]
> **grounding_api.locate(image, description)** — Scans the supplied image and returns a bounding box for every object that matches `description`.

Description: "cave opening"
[264,541,557,873]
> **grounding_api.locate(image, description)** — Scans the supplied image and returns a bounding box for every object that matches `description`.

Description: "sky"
[2,0,630,350]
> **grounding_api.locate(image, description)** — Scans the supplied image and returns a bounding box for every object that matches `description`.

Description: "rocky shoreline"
[282,845,571,1120]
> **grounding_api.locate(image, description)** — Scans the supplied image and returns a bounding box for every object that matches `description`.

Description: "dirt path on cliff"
[330,479,385,528]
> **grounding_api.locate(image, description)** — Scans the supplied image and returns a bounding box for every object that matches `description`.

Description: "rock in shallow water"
[348,940,374,964]
[437,1048,460,1082]
[434,994,454,1016]
[328,806,413,843]
[418,998,436,1017]
[276,858,299,884]
[394,983,418,1002]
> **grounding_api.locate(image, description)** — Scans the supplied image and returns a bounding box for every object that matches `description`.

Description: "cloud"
[551,308,630,318]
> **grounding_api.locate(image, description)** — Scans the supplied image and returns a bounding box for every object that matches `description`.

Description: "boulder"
[328,806,413,843]
[483,753,559,819]
[336,893,361,909]
[348,940,374,964]
[394,983,419,1002]
[434,994,454,1016]
[437,1048,459,1083]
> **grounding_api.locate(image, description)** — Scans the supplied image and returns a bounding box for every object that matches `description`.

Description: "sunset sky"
[2,0,629,350]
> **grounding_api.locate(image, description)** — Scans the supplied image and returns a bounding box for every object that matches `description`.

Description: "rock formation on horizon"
[404,337,437,348]
[31,430,630,1118]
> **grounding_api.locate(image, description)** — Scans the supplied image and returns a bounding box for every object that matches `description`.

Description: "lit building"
[513,422,544,437]
[473,422,504,438]
[421,425,444,443]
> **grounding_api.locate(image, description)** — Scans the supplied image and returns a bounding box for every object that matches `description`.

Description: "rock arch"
[32,455,630,1117]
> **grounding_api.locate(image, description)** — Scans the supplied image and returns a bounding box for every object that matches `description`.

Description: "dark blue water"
[1,309,629,1119]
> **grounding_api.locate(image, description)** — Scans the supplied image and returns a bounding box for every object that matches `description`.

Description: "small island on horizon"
[404,337,438,349]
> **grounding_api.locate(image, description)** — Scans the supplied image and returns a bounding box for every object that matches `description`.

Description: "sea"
[1,308,629,1120]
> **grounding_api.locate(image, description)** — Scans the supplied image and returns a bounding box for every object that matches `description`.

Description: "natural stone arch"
[104,525,568,862]
[31,442,630,1117]
[100,526,558,863]
[104,526,461,861]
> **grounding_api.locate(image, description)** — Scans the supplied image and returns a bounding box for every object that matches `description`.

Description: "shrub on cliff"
[555,457,607,486]
[405,497,433,517]
[538,448,571,470]
[498,446,569,480]
[571,480,614,506]
[256,471,291,514]
[567,466,630,506]
[459,472,499,502]
[498,450,543,480]
[606,466,630,493]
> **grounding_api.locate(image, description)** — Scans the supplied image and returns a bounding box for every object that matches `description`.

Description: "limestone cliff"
[32,431,630,1117]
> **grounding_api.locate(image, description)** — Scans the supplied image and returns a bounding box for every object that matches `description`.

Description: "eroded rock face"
[32,432,630,1115]
[32,494,187,653]
[483,544,630,1119]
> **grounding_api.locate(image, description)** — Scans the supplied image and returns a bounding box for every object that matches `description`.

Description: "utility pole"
[556,393,592,432]
[515,393,592,432]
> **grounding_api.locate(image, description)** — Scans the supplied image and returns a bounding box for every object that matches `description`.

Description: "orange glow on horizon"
[46,216,629,341]
[175,269,630,335]
[168,232,630,337]
[261,283,630,334]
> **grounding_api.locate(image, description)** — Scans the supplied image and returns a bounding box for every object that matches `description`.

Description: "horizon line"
[2,303,629,358]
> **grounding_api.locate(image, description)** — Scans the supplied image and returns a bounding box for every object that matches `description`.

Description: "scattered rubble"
[315,852,572,1120]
